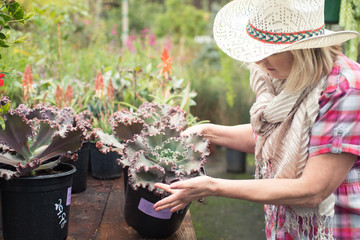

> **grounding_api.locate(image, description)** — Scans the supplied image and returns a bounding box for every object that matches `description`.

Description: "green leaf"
[0,40,9,48]
[0,103,10,115]
[24,11,36,20]
[14,36,27,44]
[0,13,12,23]
[7,2,24,20]
[0,118,5,130]
[103,66,113,72]
[0,33,6,39]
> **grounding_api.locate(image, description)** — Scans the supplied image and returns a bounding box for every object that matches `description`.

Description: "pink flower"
[148,34,156,46]
[126,35,137,53]
[84,19,90,26]
[111,25,117,36]
[141,28,149,38]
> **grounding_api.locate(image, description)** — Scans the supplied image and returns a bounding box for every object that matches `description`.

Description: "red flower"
[22,65,34,101]
[55,85,63,108]
[157,47,173,81]
[95,71,104,98]
[107,78,114,102]
[65,85,73,106]
[0,73,5,87]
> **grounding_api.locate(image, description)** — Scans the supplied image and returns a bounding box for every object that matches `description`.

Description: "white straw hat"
[213,0,359,62]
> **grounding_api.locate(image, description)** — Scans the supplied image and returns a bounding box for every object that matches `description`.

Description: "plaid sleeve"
[309,77,360,158]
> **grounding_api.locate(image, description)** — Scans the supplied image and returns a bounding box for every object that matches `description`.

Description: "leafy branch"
[0,0,35,56]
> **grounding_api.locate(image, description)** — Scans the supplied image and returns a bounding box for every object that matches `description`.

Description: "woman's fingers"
[154,183,176,194]
[154,177,213,213]
[154,198,188,213]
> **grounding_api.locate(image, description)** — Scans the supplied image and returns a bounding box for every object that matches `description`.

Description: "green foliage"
[0,0,34,59]
[339,0,360,61]
[128,0,164,33]
[0,96,10,129]
[154,0,209,41]
[188,42,254,125]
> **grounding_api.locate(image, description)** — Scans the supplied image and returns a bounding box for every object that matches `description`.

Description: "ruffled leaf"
[182,133,210,157]
[113,121,144,140]
[16,158,41,176]
[128,164,165,192]
[0,111,32,159]
[91,128,124,154]
[0,168,18,180]
[34,125,84,163]
[30,120,59,152]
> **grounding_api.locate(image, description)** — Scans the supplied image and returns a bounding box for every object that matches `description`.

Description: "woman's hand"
[181,123,211,137]
[153,176,215,213]
[183,123,255,153]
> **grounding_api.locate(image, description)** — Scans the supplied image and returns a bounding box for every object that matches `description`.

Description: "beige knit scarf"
[249,65,334,239]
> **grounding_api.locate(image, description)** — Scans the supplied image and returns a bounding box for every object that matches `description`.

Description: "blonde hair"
[285,45,341,92]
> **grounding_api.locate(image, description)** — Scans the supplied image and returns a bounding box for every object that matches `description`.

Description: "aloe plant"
[91,102,210,196]
[0,99,86,180]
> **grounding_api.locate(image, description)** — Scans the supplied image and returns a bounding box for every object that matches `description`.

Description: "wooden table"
[0,175,196,240]
[68,176,196,240]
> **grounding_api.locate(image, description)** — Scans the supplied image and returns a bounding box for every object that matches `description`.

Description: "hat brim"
[213,0,359,62]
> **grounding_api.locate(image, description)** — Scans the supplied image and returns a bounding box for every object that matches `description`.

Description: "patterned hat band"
[246,21,325,44]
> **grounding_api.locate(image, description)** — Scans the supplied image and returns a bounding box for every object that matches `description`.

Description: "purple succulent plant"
[0,100,86,180]
[91,102,210,196]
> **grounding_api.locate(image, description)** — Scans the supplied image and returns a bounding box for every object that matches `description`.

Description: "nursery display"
[0,97,86,240]
[91,102,210,238]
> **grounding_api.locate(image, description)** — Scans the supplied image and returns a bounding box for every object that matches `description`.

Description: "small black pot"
[226,148,246,173]
[124,182,189,238]
[71,141,90,193]
[1,163,75,240]
[90,143,122,180]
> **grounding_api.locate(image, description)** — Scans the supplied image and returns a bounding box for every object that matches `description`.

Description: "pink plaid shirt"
[265,54,360,239]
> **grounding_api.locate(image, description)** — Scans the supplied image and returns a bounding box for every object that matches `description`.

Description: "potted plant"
[88,71,123,179]
[70,109,92,193]
[0,98,86,240]
[91,102,210,238]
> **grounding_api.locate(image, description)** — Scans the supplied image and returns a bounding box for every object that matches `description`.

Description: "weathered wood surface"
[0,175,195,240]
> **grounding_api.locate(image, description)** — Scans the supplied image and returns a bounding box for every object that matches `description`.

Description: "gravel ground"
[190,147,266,240]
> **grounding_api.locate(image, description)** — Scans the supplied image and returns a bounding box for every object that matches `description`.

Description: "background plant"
[339,0,360,62]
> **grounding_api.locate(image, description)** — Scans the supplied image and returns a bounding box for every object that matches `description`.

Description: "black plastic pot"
[226,148,246,173]
[71,141,90,193]
[123,166,129,193]
[124,183,189,238]
[90,143,122,180]
[1,163,75,240]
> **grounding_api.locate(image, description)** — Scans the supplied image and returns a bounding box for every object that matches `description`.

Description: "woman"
[154,0,360,239]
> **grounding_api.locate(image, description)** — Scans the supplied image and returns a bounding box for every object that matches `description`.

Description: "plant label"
[138,197,172,219]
